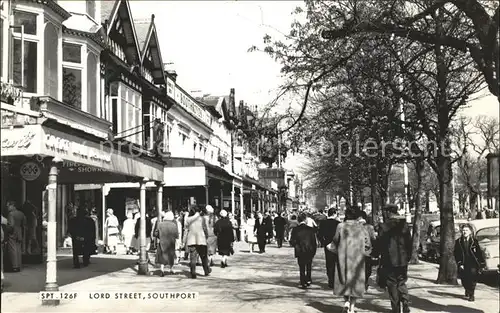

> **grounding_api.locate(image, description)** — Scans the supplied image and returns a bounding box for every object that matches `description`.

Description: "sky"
[128,1,499,178]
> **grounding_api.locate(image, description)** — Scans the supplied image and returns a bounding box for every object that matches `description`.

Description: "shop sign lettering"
[1,132,36,150]
[45,135,111,163]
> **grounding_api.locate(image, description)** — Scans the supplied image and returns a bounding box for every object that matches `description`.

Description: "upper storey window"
[62,42,82,108]
[12,10,38,93]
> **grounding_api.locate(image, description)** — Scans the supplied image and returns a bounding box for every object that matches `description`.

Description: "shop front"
[1,122,164,264]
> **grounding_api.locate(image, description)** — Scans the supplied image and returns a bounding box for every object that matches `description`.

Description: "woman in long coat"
[155,211,179,276]
[245,213,258,253]
[204,205,218,266]
[214,210,235,268]
[328,208,372,313]
[121,213,136,254]
[104,209,120,254]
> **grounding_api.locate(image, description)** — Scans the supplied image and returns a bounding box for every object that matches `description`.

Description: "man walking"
[254,212,268,253]
[318,208,339,288]
[68,208,96,268]
[185,206,211,278]
[376,204,412,313]
[273,213,287,248]
[290,212,317,288]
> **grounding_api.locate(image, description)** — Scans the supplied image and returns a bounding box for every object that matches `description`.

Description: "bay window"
[12,10,39,93]
[62,42,82,108]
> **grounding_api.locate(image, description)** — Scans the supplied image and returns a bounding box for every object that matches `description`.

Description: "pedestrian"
[150,210,158,251]
[134,211,152,253]
[5,201,26,272]
[89,207,99,249]
[104,208,120,254]
[122,213,136,254]
[264,211,273,244]
[375,204,412,313]
[318,208,340,288]
[214,209,235,268]
[254,212,268,253]
[274,212,287,248]
[155,211,179,276]
[244,213,258,253]
[1,215,12,291]
[359,211,377,291]
[287,215,299,244]
[68,208,96,268]
[327,207,371,313]
[229,212,239,243]
[204,205,218,267]
[454,224,486,302]
[185,206,211,278]
[290,212,317,288]
[173,211,183,263]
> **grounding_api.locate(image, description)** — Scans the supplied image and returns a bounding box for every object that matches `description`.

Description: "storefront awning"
[163,157,235,187]
[1,124,164,182]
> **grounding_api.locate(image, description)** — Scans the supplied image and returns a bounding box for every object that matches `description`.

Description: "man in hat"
[375,204,412,313]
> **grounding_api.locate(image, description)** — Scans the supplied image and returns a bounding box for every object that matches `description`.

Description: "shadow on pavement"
[3,255,135,293]
[427,290,465,299]
[409,295,485,313]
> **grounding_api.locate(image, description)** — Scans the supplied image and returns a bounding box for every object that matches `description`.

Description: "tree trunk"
[469,190,478,220]
[436,155,458,284]
[410,158,424,264]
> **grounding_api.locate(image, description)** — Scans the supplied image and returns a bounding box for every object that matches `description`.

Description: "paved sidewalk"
[2,241,499,313]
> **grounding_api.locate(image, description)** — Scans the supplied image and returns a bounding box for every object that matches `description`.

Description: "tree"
[321,0,499,100]
[454,115,500,218]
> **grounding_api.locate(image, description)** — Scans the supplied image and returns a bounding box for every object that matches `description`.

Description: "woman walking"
[122,213,136,254]
[454,224,486,302]
[245,213,258,253]
[204,205,218,266]
[155,211,179,276]
[104,208,120,254]
[228,212,239,242]
[328,207,372,313]
[214,210,235,268]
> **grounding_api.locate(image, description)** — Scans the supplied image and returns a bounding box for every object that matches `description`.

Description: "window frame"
[11,8,42,94]
[62,41,84,109]
[117,82,142,146]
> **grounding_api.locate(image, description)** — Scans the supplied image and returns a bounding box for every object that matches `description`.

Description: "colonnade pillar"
[138,179,148,275]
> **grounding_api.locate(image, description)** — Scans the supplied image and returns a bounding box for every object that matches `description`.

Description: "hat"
[220,209,228,217]
[164,211,174,221]
[206,205,214,213]
[106,208,114,215]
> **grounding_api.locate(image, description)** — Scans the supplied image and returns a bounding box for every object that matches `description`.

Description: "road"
[2,241,499,312]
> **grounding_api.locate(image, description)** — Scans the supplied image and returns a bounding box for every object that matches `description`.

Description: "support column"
[156,182,163,221]
[239,184,244,242]
[101,185,108,242]
[138,180,148,275]
[42,157,62,306]
[220,183,224,209]
[205,185,209,206]
[231,183,235,215]
[249,191,253,213]
[257,192,262,212]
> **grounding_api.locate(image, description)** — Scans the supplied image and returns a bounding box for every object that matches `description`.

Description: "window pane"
[62,67,82,108]
[87,53,98,115]
[136,106,141,145]
[120,95,127,135]
[14,11,37,35]
[13,39,37,92]
[110,82,118,96]
[63,43,81,63]
[44,24,58,97]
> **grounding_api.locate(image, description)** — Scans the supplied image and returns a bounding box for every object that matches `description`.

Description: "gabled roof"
[133,14,166,85]
[101,0,141,65]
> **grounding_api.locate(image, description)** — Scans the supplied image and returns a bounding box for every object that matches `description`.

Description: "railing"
[166,77,211,126]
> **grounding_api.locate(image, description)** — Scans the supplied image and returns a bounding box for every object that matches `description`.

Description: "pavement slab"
[2,241,499,312]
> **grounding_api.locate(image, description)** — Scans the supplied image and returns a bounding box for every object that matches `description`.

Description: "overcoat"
[185,213,208,246]
[155,220,179,266]
[330,220,372,298]
[214,217,235,255]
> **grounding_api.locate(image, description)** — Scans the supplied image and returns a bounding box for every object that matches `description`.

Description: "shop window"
[44,23,58,98]
[87,53,98,115]
[13,10,37,35]
[13,39,37,92]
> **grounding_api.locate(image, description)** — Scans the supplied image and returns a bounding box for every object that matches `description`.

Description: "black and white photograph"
[0,0,499,312]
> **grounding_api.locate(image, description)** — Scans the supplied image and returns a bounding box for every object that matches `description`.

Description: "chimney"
[163,63,177,82]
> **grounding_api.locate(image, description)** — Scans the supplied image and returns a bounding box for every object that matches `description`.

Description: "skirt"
[156,243,175,266]
[106,234,119,248]
[207,236,217,255]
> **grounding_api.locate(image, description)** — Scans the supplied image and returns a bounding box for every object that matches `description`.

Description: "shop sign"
[45,135,111,164]
[20,161,42,181]
[1,131,36,150]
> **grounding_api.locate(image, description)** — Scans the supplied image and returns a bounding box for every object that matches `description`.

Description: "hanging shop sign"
[0,125,42,156]
[20,161,42,181]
